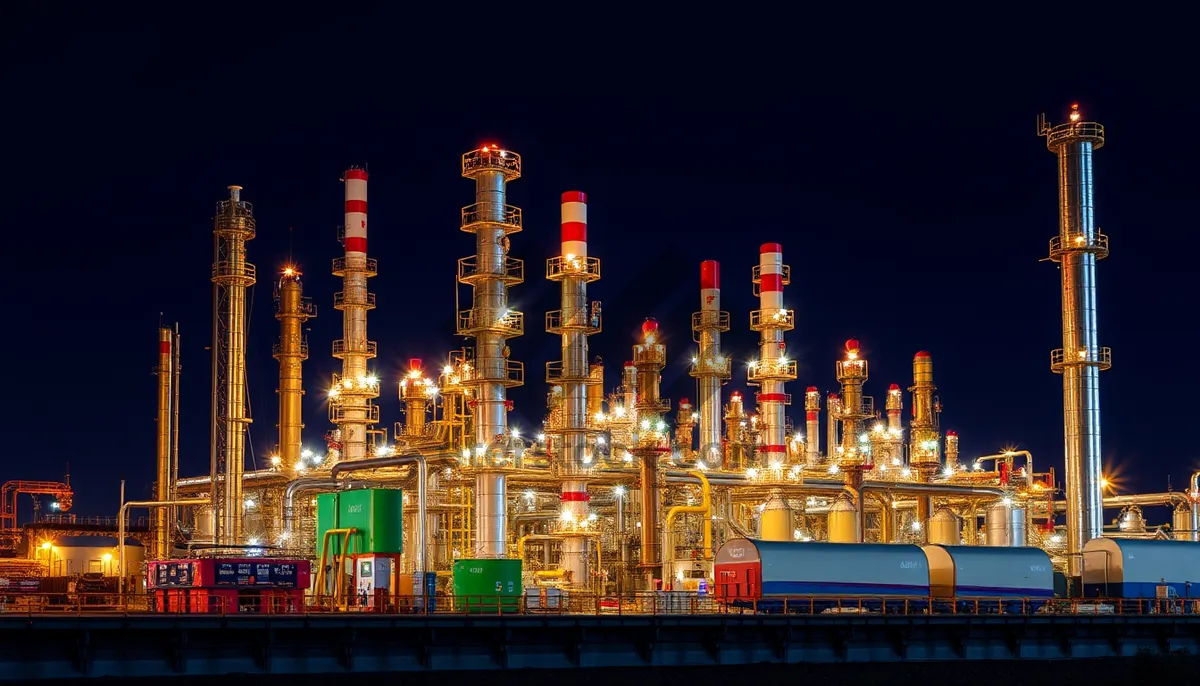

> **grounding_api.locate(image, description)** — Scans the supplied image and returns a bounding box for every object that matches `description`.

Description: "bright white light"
[375,445,390,457]
[301,448,314,459]
[536,433,546,442]
[511,428,520,439]
[244,499,256,509]
[596,436,606,445]
[614,486,626,497]
[656,420,666,432]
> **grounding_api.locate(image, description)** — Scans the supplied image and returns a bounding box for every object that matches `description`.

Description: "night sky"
[5,11,1196,520]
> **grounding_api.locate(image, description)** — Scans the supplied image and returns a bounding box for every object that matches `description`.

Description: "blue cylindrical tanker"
[922,544,1054,613]
[714,538,929,612]
[1082,538,1200,601]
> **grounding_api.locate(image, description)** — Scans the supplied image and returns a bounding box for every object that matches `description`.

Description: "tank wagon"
[923,544,1054,613]
[715,538,1056,614]
[714,538,930,613]
[1082,538,1200,611]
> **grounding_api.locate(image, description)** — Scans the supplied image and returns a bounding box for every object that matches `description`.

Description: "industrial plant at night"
[5,105,1199,624]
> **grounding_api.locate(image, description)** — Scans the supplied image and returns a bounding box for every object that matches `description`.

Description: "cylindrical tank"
[194,509,215,541]
[1118,505,1146,534]
[928,507,962,545]
[1174,504,1192,541]
[985,501,1027,547]
[827,496,858,543]
[759,490,793,541]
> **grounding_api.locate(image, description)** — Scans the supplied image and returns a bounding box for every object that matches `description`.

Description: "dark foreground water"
[19,655,1200,686]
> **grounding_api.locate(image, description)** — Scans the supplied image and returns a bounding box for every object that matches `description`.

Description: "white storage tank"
[985,500,1026,547]
[928,508,962,545]
[1081,538,1200,599]
[922,545,1053,599]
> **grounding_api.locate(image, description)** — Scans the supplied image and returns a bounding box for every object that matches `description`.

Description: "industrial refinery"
[6,105,1200,616]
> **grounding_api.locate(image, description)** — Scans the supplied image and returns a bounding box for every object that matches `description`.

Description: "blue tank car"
[923,544,1054,613]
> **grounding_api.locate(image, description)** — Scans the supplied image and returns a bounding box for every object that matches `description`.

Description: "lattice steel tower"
[210,185,255,546]
[1040,104,1112,577]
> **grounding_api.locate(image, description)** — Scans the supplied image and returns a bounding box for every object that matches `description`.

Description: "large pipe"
[120,498,208,593]
[749,243,795,467]
[275,268,314,472]
[329,167,380,463]
[974,451,1035,488]
[175,469,282,490]
[1192,471,1200,542]
[170,325,181,525]
[692,260,729,464]
[663,470,712,589]
[330,454,432,573]
[1040,104,1109,577]
[458,145,523,558]
[210,185,256,546]
[549,191,597,584]
[154,328,174,560]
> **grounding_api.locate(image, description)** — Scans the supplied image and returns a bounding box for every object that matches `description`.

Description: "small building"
[27,536,142,578]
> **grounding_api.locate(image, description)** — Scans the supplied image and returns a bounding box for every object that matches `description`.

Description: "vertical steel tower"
[155,327,175,559]
[546,190,601,584]
[633,319,670,585]
[210,185,255,546]
[274,267,315,472]
[458,145,525,558]
[835,339,872,542]
[748,243,797,468]
[1040,104,1111,576]
[804,387,820,466]
[908,350,941,537]
[329,168,380,463]
[691,260,730,465]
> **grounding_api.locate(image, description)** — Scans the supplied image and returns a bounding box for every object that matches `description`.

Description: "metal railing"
[333,291,377,309]
[272,341,310,358]
[458,358,524,387]
[751,264,791,295]
[1049,231,1110,259]
[1051,346,1113,372]
[211,261,257,283]
[747,358,798,383]
[457,308,524,337]
[35,514,148,528]
[4,592,1200,618]
[331,339,378,358]
[691,310,731,334]
[749,308,795,332]
[545,309,601,334]
[332,256,378,277]
[690,356,732,378]
[328,403,381,424]
[461,149,522,179]
[1044,121,1105,147]
[546,255,601,281]
[458,256,524,284]
[460,202,522,232]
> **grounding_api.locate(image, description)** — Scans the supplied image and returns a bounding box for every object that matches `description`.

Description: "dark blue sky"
[4,10,1197,518]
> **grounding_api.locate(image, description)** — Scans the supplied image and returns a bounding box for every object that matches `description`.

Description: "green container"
[453,559,522,614]
[315,489,404,559]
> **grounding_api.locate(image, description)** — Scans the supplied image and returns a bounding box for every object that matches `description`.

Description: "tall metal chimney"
[328,168,380,463]
[274,267,315,472]
[1040,103,1112,577]
[210,185,255,546]
[691,260,730,466]
[748,243,797,468]
[155,327,174,559]
[458,144,524,558]
[547,190,601,585]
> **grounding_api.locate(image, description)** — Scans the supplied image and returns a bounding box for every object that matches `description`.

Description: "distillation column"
[399,359,435,440]
[274,268,315,472]
[804,387,820,466]
[329,168,381,463]
[546,190,601,585]
[633,319,670,586]
[1041,104,1111,576]
[748,244,797,468]
[458,145,525,558]
[210,185,256,546]
[908,350,941,535]
[691,260,731,465]
[155,327,174,559]
[833,339,871,543]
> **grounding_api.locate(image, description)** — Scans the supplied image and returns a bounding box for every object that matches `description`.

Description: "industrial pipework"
[691,260,730,465]
[154,327,176,559]
[748,243,797,469]
[274,267,315,473]
[1040,104,1112,577]
[546,190,602,585]
[329,167,381,464]
[632,318,670,585]
[210,185,256,546]
[458,144,524,558]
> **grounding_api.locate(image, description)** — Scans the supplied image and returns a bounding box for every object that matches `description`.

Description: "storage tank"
[928,508,961,545]
[827,496,858,543]
[1081,538,1200,599]
[1117,506,1146,534]
[1174,504,1192,541]
[713,538,929,602]
[759,490,793,541]
[985,500,1026,547]
[922,545,1053,599]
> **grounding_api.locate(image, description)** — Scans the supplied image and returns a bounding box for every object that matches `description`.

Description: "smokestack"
[1040,104,1110,577]
[749,243,796,468]
[548,190,600,584]
[399,358,435,438]
[155,327,174,559]
[908,351,940,478]
[826,393,841,460]
[328,167,380,464]
[945,430,959,465]
[804,387,820,466]
[274,268,314,473]
[633,318,670,586]
[691,260,730,465]
[458,145,524,558]
[210,184,256,546]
